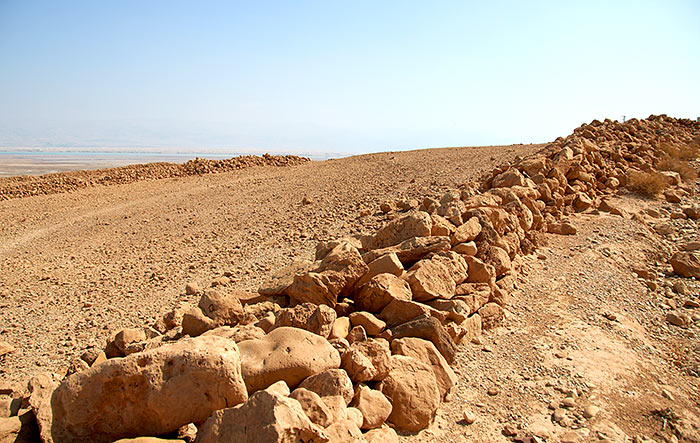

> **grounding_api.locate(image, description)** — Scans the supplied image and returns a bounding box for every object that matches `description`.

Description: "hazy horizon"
[1,1,698,155]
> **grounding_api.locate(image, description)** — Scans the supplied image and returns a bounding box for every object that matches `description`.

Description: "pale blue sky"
[0,1,698,154]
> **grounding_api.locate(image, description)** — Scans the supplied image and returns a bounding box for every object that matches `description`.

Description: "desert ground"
[1,117,699,443]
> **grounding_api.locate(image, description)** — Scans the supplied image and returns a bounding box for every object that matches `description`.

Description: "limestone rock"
[361,236,451,265]
[181,306,218,337]
[378,299,445,328]
[349,311,386,336]
[272,303,337,338]
[289,388,333,428]
[355,253,404,288]
[351,385,392,430]
[239,327,340,394]
[194,389,327,443]
[406,259,456,302]
[51,336,248,443]
[379,355,440,432]
[391,337,457,399]
[329,317,351,340]
[384,316,457,363]
[323,419,364,443]
[451,217,482,245]
[479,302,504,330]
[202,324,266,342]
[197,289,244,325]
[298,369,354,405]
[364,426,399,443]
[340,339,391,383]
[355,273,412,313]
[492,168,527,188]
[370,210,432,249]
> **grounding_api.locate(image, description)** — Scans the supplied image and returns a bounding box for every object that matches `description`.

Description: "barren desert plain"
[1,116,700,442]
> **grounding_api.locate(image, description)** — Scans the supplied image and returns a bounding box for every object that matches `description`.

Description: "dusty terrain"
[1,119,700,443]
[0,144,537,383]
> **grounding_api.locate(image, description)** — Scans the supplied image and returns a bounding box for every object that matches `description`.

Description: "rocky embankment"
[0,154,310,201]
[1,115,699,442]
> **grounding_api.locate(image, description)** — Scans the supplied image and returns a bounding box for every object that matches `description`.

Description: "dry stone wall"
[1,115,699,442]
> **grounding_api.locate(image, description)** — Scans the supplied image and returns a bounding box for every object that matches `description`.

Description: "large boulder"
[379,355,440,432]
[391,337,457,399]
[272,303,337,338]
[670,252,700,279]
[197,289,245,325]
[383,316,457,363]
[51,336,248,443]
[369,210,432,249]
[238,327,340,394]
[194,389,327,443]
[354,274,412,313]
[405,260,456,302]
[355,253,404,288]
[450,217,482,245]
[287,244,369,307]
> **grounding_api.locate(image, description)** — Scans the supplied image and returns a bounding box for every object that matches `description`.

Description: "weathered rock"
[349,311,386,336]
[287,243,369,307]
[323,419,364,443]
[426,298,469,323]
[272,303,337,338]
[361,236,451,265]
[351,385,392,430]
[378,299,445,328]
[194,389,327,443]
[298,369,354,405]
[391,337,457,399]
[29,372,60,443]
[113,438,184,443]
[463,256,495,283]
[573,192,593,211]
[239,327,340,394]
[670,252,700,279]
[346,325,368,345]
[364,426,399,443]
[104,328,148,358]
[329,317,351,340]
[370,210,432,249]
[454,283,491,314]
[451,217,482,245]
[355,253,404,288]
[492,168,527,188]
[258,259,316,296]
[51,336,248,443]
[202,324,266,342]
[184,282,200,295]
[429,251,469,285]
[181,306,218,337]
[458,313,482,344]
[197,289,244,325]
[547,221,577,235]
[289,388,333,428]
[379,355,440,432]
[481,246,512,278]
[340,339,391,383]
[354,273,412,313]
[452,241,477,256]
[478,302,504,330]
[0,416,22,443]
[666,311,692,327]
[384,316,457,364]
[431,214,455,237]
[406,259,456,302]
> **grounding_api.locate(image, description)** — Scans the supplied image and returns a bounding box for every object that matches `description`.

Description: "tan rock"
[370,210,432,249]
[349,311,386,336]
[451,217,482,245]
[384,316,457,363]
[547,221,577,235]
[452,241,477,256]
[0,416,22,443]
[670,252,700,279]
[109,439,185,443]
[426,298,469,323]
[321,395,348,424]
[492,168,527,188]
[181,306,218,337]
[340,339,391,383]
[197,289,244,325]
[666,311,692,327]
[272,303,337,338]
[184,282,199,295]
[378,299,445,328]
[355,253,404,288]
[459,314,482,344]
[454,283,491,314]
[51,336,248,443]
[346,407,364,429]
[361,236,451,265]
[463,256,495,283]
[364,426,399,443]
[287,243,369,307]
[258,259,316,296]
[298,369,354,405]
[429,251,469,285]
[104,327,147,358]
[481,246,511,277]
[202,324,266,342]
[355,273,412,313]
[289,388,334,427]
[194,389,327,443]
[406,259,456,302]
[391,337,457,399]
[323,419,364,443]
[329,317,351,340]
[28,372,60,443]
[351,385,392,430]
[379,355,440,432]
[430,214,455,236]
[239,327,340,394]
[346,325,368,344]
[478,302,504,330]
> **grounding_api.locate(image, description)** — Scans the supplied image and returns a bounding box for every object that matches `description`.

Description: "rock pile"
[0,154,309,201]
[1,115,698,442]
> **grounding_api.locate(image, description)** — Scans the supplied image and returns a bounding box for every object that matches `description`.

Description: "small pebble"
[583,405,599,418]
[463,410,476,425]
[487,386,499,396]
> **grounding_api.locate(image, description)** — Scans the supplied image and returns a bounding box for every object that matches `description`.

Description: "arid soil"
[0,144,537,383]
[2,123,700,443]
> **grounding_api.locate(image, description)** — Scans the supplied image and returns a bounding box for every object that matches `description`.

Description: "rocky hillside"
[1,115,699,442]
